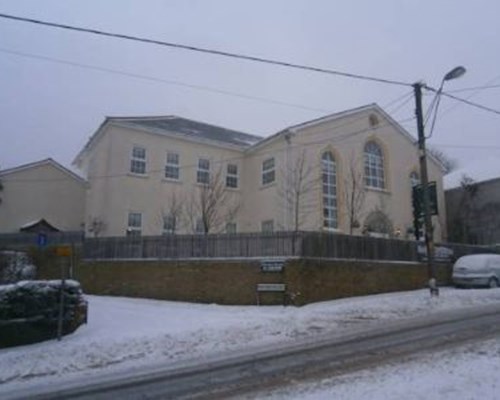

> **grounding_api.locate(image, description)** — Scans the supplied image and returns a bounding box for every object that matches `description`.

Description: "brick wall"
[35,256,452,305]
[284,259,451,305]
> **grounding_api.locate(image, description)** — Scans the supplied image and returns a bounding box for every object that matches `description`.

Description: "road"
[6,303,500,400]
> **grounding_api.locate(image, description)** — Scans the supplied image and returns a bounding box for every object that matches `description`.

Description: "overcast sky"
[0,0,499,175]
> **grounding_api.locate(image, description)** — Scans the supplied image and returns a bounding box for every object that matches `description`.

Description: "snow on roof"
[20,219,45,229]
[444,156,500,190]
[121,117,262,147]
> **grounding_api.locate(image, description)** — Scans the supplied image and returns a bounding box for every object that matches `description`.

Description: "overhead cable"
[0,12,412,87]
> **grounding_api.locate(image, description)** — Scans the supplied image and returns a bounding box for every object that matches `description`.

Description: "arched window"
[322,151,338,229]
[364,141,385,189]
[410,171,420,187]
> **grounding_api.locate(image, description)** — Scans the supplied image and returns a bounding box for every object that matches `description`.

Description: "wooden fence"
[83,232,302,260]
[81,232,496,262]
[0,232,84,249]
[1,231,495,262]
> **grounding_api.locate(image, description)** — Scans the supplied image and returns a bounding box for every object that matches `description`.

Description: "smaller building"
[0,159,87,233]
[445,157,500,245]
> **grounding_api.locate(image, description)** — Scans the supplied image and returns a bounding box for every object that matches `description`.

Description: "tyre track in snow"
[5,303,500,400]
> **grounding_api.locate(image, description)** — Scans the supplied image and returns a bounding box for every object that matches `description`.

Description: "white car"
[452,254,500,288]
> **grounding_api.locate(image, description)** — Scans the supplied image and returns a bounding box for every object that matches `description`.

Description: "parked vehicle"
[452,254,500,288]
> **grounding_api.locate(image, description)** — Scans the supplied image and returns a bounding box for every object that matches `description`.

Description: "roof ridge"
[0,158,87,184]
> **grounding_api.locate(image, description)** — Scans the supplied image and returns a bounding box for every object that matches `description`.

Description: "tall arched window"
[364,141,385,189]
[410,171,420,187]
[322,151,338,229]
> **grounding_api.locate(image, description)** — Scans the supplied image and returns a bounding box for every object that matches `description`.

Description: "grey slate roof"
[119,117,263,147]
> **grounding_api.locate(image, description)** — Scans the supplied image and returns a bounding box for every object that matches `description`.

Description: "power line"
[388,91,414,115]
[0,12,413,88]
[0,47,334,114]
[425,84,500,116]
[431,143,500,150]
[448,84,500,93]
[0,47,416,116]
[426,75,500,122]
[439,91,500,116]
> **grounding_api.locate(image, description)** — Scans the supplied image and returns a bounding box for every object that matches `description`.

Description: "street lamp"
[413,66,466,297]
[443,66,466,82]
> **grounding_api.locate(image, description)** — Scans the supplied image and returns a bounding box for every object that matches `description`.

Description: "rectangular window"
[163,215,176,235]
[197,158,210,184]
[226,163,238,188]
[226,222,237,234]
[130,146,146,175]
[261,220,274,233]
[127,212,142,236]
[262,157,275,186]
[165,151,180,180]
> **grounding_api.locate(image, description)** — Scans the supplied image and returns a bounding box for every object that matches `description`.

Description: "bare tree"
[160,190,184,234]
[87,216,106,237]
[343,155,366,235]
[427,146,458,175]
[449,174,480,243]
[278,149,318,233]
[187,165,240,234]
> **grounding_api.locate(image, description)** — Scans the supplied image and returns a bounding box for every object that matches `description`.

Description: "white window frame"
[165,151,180,181]
[322,151,338,230]
[197,158,210,185]
[261,220,274,233]
[364,141,385,189]
[262,157,275,186]
[226,163,239,188]
[162,215,176,235]
[130,146,146,175]
[127,212,142,236]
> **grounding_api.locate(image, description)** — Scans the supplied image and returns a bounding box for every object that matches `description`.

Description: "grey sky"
[0,0,499,173]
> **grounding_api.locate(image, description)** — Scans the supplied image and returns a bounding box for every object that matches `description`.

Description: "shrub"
[0,280,87,348]
[0,251,36,284]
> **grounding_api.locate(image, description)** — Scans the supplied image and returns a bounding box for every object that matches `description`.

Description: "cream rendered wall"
[243,108,446,241]
[81,108,446,240]
[84,124,244,236]
[0,163,86,232]
[239,137,288,232]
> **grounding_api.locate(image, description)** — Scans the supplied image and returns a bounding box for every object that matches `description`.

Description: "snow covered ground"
[260,337,500,400]
[1,287,500,398]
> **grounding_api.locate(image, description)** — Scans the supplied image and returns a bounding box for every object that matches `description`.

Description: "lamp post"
[413,66,466,297]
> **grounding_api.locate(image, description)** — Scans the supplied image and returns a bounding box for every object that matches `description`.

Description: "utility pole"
[413,82,438,297]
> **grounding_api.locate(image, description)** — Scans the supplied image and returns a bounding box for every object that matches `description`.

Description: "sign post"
[55,246,72,341]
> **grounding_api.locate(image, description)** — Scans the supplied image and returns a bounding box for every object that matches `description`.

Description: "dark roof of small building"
[118,116,263,148]
[20,218,60,233]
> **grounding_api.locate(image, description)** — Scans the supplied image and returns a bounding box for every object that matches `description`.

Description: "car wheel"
[488,278,499,289]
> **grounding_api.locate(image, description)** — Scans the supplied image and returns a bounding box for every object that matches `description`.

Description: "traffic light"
[412,182,438,218]
[412,182,438,241]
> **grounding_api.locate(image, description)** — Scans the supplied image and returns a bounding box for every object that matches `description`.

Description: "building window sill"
[127,172,149,179]
[365,186,391,195]
[260,182,276,190]
[162,178,182,184]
